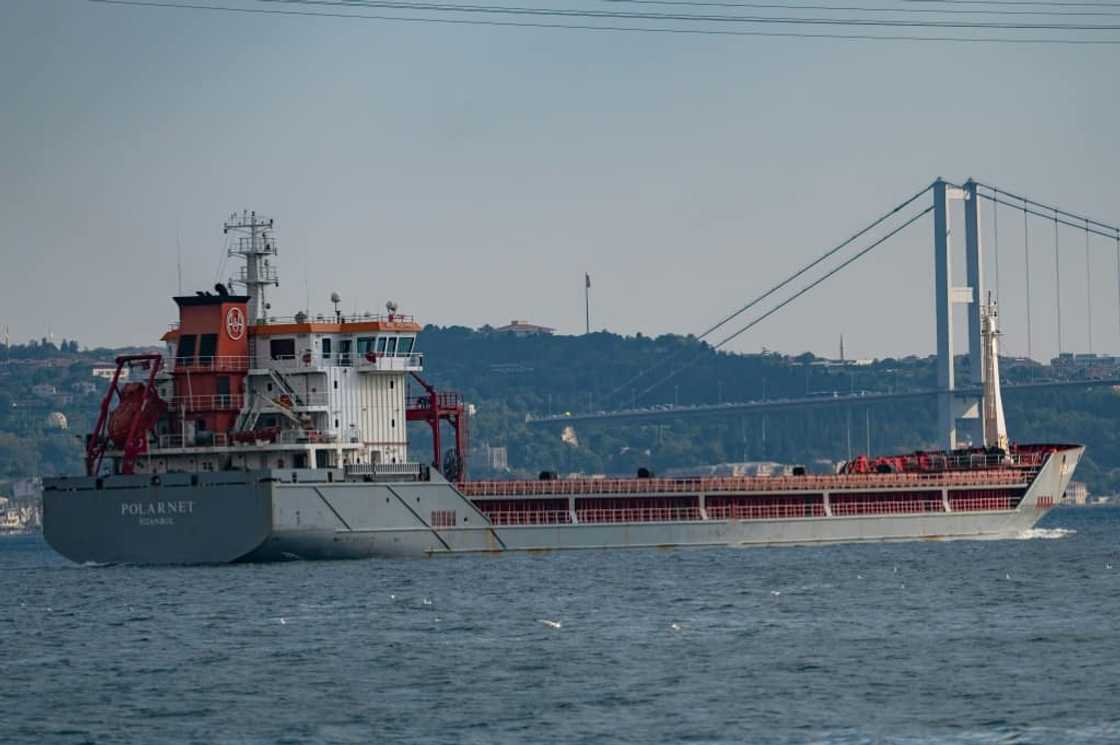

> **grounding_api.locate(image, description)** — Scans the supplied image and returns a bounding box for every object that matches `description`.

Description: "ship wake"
[1015,527,1077,540]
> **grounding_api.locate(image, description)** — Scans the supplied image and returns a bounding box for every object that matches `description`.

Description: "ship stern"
[43,471,273,565]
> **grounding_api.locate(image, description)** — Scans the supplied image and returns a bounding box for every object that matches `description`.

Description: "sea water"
[2,507,1118,744]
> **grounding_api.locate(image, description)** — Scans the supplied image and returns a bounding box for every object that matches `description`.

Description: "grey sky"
[2,0,1118,363]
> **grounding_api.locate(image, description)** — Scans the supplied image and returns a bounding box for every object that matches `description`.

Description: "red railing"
[831,499,944,516]
[485,510,573,525]
[461,470,1033,498]
[408,392,464,411]
[708,503,826,520]
[576,507,703,523]
[949,496,1016,512]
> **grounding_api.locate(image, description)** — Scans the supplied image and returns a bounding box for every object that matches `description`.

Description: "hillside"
[2,331,1118,496]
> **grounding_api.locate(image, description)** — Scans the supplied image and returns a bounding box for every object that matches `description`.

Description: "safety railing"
[408,392,464,410]
[274,429,339,444]
[484,510,573,525]
[149,428,340,450]
[353,353,424,372]
[707,503,826,520]
[168,312,416,331]
[154,433,230,449]
[250,392,330,409]
[830,499,946,516]
[265,352,423,372]
[171,356,252,372]
[460,470,1033,498]
[168,394,245,411]
[576,507,703,524]
[948,496,1017,512]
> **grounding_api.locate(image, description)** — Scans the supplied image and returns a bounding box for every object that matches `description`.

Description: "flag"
[585,273,591,289]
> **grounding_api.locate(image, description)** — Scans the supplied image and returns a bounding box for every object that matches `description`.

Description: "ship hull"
[43,446,1083,565]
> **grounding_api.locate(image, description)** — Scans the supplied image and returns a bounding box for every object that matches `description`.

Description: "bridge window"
[386,337,398,356]
[177,334,197,365]
[198,333,218,363]
[398,337,414,355]
[321,337,332,360]
[270,338,296,360]
[376,337,388,354]
[357,337,376,354]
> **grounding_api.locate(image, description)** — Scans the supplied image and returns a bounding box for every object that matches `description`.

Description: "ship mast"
[981,293,1009,451]
[224,210,278,323]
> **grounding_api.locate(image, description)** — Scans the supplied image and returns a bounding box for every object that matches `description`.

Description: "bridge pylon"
[933,178,984,450]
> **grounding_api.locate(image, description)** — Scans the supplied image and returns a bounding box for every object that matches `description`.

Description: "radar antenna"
[224,210,278,323]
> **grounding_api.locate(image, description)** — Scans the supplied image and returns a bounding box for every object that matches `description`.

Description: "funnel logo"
[226,307,246,341]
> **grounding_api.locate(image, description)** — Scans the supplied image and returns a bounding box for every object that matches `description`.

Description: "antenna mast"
[981,293,1009,452]
[224,210,278,323]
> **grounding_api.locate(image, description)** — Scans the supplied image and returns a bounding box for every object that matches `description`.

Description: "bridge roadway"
[526,377,1120,427]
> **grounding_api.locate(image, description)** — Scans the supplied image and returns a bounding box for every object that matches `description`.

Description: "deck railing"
[576,507,703,523]
[707,503,827,520]
[460,470,1033,498]
[830,499,945,516]
[948,496,1017,512]
[168,394,246,411]
[484,510,574,525]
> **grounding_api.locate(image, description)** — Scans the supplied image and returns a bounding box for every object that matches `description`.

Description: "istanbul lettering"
[120,500,195,527]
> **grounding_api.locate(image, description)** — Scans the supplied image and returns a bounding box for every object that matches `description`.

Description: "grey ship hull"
[42,446,1083,565]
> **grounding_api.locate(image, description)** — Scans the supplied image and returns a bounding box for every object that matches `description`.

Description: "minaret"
[225,211,278,323]
[981,293,1009,451]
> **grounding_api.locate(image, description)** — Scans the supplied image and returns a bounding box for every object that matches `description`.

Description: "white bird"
[857,575,864,580]
[1005,573,1012,580]
[770,590,781,596]
[538,619,562,629]
[280,617,287,625]
[390,594,397,600]
[422,598,433,606]
[670,623,685,631]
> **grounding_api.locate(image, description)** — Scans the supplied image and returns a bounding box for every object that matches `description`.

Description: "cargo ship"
[43,212,1082,564]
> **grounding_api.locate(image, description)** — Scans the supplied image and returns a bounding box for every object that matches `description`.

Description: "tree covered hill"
[415,326,1120,493]
[2,331,1118,496]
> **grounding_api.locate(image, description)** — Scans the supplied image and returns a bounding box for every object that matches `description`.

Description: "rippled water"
[2,507,1119,744]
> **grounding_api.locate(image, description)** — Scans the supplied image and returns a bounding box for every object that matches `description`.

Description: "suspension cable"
[633,206,934,401]
[977,192,1120,239]
[975,181,1118,234]
[602,182,935,403]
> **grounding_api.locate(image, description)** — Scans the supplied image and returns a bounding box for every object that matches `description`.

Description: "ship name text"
[121,500,195,526]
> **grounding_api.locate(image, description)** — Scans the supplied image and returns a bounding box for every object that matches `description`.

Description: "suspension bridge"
[528,177,1120,451]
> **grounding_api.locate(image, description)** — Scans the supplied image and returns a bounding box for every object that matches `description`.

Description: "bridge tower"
[933,178,985,450]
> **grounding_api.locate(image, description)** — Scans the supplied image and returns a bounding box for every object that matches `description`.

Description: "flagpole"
[584,273,590,334]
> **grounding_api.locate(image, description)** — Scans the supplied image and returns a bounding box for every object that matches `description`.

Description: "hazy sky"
[3,0,1118,362]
